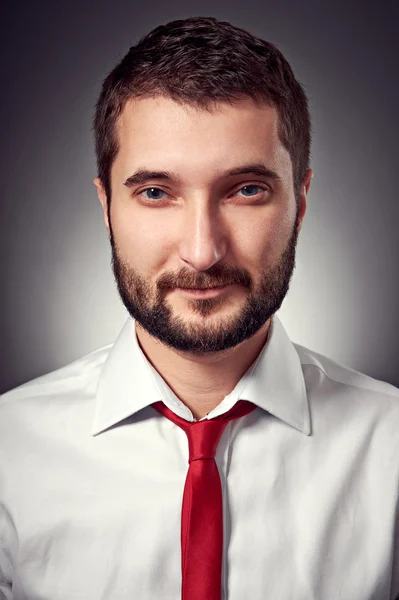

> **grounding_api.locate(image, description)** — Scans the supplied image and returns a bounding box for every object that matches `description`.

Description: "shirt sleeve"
[391,498,399,600]
[0,503,12,600]
[0,547,12,600]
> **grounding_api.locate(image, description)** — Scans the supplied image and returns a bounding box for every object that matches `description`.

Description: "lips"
[178,285,230,298]
[183,286,226,290]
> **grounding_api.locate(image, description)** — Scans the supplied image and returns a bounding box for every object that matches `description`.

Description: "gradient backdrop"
[1,0,398,394]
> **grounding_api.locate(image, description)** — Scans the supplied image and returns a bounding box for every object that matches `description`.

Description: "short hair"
[93,16,312,209]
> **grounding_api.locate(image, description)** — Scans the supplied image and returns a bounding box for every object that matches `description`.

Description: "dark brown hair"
[93,16,311,208]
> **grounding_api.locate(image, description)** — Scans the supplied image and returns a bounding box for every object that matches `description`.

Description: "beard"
[109,212,300,355]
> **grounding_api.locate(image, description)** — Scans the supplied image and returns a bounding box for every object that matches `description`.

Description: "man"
[0,15,398,600]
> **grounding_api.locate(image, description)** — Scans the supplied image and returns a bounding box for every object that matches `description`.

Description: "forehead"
[114,95,291,183]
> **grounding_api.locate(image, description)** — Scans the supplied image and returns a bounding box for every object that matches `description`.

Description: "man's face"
[95,96,311,355]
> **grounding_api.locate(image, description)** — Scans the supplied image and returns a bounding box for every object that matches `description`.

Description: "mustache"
[157,265,251,291]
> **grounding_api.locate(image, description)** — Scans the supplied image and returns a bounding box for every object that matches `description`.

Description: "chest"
[4,418,397,600]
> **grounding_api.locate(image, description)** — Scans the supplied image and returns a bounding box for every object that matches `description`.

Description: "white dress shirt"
[0,313,398,600]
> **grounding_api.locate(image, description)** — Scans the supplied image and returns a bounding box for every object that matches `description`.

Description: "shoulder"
[293,342,399,438]
[294,341,399,400]
[0,342,113,419]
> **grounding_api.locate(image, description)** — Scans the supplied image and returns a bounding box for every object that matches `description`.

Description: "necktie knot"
[186,420,227,463]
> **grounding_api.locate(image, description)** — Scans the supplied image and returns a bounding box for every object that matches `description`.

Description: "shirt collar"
[91,313,311,437]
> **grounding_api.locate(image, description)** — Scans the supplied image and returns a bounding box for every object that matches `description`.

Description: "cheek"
[111,205,173,269]
[235,209,291,264]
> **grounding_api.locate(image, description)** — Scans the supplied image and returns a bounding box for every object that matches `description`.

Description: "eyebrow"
[123,163,282,188]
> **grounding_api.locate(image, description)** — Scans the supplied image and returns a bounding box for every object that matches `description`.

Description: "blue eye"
[138,184,266,204]
[141,188,167,200]
[237,185,263,197]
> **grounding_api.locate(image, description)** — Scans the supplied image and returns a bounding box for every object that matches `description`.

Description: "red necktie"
[152,399,257,600]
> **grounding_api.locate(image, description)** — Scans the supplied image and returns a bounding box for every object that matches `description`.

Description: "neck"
[135,319,271,420]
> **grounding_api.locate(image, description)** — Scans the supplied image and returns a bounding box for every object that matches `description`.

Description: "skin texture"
[94,96,313,419]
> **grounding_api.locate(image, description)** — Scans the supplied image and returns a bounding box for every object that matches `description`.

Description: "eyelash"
[136,184,270,204]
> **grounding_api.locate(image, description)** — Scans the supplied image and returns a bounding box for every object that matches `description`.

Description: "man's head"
[93,17,313,356]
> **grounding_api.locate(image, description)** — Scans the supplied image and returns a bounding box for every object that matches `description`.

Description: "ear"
[93,177,110,235]
[296,168,314,233]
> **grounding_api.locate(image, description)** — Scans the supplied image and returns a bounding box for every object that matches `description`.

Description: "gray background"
[1,0,398,394]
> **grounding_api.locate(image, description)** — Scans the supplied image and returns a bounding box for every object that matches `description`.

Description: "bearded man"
[0,15,398,600]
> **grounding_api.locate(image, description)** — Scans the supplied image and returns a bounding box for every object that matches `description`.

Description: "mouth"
[177,285,231,298]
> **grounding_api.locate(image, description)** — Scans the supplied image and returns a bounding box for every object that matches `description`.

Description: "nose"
[178,200,227,271]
